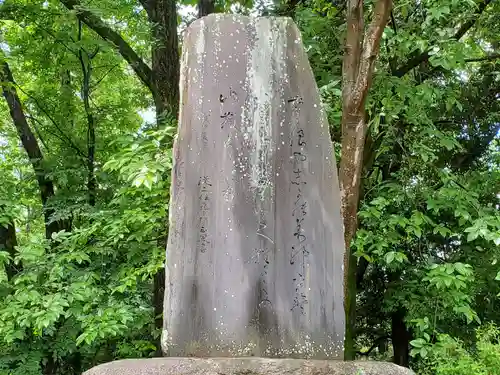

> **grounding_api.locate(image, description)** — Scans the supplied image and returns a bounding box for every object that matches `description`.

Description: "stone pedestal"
[83,358,415,375]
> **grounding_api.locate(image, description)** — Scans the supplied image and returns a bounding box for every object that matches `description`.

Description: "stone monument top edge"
[188,12,296,28]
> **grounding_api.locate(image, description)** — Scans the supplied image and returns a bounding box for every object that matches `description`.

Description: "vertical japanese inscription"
[288,96,309,314]
[219,87,239,129]
[197,176,212,253]
[248,245,272,308]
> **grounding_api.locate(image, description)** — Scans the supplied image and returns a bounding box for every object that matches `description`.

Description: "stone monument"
[162,13,344,359]
[83,14,414,375]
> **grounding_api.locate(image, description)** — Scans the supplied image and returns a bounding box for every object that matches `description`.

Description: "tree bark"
[140,0,180,356]
[0,60,69,239]
[141,0,180,123]
[339,0,493,361]
[340,0,392,360]
[78,20,98,207]
[198,0,215,18]
[153,261,166,356]
[391,310,410,367]
[0,220,19,281]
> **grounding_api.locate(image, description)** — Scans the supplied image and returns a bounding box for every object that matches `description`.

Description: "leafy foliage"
[0,125,173,373]
[415,324,500,375]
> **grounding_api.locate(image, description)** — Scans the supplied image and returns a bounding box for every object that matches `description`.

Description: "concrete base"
[82,358,415,375]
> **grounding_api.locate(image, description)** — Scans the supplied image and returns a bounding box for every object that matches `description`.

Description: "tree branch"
[59,0,155,97]
[27,114,77,154]
[1,61,51,205]
[353,0,392,109]
[356,335,391,356]
[453,0,493,40]
[78,20,97,207]
[138,0,152,12]
[34,22,79,55]
[464,53,500,62]
[26,115,51,152]
[393,0,494,77]
[0,58,68,238]
[15,84,87,160]
[91,64,120,90]
[342,0,364,106]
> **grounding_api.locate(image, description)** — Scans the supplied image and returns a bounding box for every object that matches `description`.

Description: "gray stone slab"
[163,14,345,359]
[83,358,415,375]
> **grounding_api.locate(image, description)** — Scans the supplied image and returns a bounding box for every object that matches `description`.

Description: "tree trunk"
[153,262,166,356]
[0,60,70,239]
[339,0,493,360]
[340,0,495,294]
[341,113,366,360]
[391,310,410,367]
[340,0,392,359]
[0,220,19,281]
[198,0,215,18]
[282,0,301,18]
[142,0,180,123]
[140,0,180,355]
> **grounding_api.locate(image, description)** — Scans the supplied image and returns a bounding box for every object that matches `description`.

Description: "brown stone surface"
[163,14,345,359]
[83,358,415,375]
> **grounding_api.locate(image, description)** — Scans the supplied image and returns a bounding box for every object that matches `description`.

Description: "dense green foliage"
[0,0,498,374]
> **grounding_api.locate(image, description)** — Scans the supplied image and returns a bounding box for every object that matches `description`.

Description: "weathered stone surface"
[83,358,415,375]
[163,14,345,359]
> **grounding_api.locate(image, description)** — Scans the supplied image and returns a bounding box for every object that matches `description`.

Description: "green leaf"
[385,251,396,264]
[410,338,426,348]
[413,226,422,238]
[467,231,479,242]
[420,346,428,358]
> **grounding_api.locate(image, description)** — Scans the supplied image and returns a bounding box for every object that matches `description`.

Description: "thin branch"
[26,115,50,152]
[89,46,100,60]
[34,22,78,56]
[356,335,391,356]
[15,85,87,159]
[27,114,79,154]
[78,19,97,207]
[91,64,120,90]
[464,53,500,63]
[59,0,155,97]
[390,10,397,34]
[393,0,494,77]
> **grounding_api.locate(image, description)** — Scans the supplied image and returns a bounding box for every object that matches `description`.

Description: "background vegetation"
[0,0,498,374]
